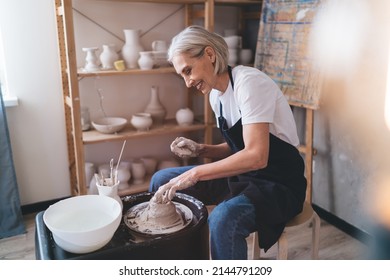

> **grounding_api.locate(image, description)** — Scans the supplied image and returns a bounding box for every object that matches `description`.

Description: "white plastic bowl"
[43,195,122,254]
[92,117,127,134]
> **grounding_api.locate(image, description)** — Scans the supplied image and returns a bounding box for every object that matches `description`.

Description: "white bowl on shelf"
[130,113,153,131]
[43,195,122,254]
[92,117,127,134]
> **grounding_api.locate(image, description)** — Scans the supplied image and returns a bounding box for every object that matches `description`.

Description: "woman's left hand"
[152,173,198,203]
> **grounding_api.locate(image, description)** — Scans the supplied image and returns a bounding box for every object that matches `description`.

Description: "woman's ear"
[205,46,216,63]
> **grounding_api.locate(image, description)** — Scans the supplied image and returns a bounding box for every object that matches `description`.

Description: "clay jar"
[131,159,146,184]
[115,162,132,191]
[131,113,153,131]
[176,108,194,126]
[138,51,154,70]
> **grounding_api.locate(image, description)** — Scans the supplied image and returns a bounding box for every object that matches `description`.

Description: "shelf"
[77,66,176,78]
[83,119,207,144]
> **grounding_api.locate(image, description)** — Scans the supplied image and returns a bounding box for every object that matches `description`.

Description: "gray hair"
[168,25,229,75]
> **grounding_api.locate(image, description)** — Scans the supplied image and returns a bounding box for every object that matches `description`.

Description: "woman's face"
[171,47,217,94]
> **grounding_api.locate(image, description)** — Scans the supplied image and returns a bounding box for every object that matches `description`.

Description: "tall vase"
[144,86,167,125]
[100,44,119,70]
[121,29,144,69]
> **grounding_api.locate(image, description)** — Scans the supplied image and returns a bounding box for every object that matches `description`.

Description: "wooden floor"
[0,212,369,260]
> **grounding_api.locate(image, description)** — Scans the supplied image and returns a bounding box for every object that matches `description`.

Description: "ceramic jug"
[100,44,119,70]
[144,86,166,125]
[138,51,154,70]
[121,29,144,69]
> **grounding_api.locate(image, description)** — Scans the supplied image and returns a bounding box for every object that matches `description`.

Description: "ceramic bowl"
[131,113,153,131]
[92,117,127,134]
[43,195,122,254]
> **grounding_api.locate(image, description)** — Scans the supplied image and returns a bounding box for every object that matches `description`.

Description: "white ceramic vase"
[100,44,119,70]
[97,181,123,210]
[82,47,100,72]
[138,51,154,70]
[115,162,132,190]
[131,159,146,184]
[144,86,166,125]
[121,29,144,69]
[176,108,194,126]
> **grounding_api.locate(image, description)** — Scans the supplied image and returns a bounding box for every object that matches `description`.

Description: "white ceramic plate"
[124,201,193,235]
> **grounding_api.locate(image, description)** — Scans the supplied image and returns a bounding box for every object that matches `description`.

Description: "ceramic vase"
[138,51,154,70]
[115,162,131,191]
[97,181,123,210]
[144,86,166,125]
[121,29,144,69]
[82,47,100,72]
[100,44,119,70]
[131,159,146,184]
[176,108,194,126]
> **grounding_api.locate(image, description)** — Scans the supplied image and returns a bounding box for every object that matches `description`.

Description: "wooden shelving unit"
[55,0,262,196]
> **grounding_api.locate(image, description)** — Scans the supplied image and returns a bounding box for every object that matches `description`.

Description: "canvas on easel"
[254,0,323,110]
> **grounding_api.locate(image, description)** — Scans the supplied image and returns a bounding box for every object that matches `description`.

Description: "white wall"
[1,0,238,205]
[1,0,70,204]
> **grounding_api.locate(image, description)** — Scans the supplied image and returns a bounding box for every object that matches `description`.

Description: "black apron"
[218,66,307,251]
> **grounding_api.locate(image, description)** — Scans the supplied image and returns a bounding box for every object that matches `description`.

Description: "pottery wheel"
[124,201,193,235]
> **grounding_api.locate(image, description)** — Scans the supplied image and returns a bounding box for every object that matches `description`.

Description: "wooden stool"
[251,201,321,259]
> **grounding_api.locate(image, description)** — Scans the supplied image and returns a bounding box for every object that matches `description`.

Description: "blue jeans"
[149,166,257,259]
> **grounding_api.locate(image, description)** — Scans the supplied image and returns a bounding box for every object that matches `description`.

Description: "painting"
[255,0,323,109]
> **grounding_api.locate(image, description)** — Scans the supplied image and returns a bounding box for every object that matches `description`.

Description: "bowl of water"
[43,195,122,254]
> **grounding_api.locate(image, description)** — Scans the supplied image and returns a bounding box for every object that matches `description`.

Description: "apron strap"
[220,66,234,117]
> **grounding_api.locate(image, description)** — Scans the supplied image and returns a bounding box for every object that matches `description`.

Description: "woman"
[149,25,306,260]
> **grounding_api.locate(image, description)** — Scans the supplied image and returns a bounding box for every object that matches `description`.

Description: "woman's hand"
[152,171,198,203]
[170,137,200,158]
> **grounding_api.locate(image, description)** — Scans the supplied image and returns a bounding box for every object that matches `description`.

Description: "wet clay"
[124,199,193,235]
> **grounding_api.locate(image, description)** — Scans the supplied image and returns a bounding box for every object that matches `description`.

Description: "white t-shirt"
[209,65,300,147]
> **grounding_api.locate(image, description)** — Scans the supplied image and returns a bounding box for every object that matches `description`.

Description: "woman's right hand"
[170,137,200,158]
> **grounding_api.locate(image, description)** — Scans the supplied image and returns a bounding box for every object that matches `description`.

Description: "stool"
[251,201,321,259]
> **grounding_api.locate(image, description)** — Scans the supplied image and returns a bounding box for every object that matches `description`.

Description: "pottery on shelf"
[121,29,144,69]
[131,159,146,184]
[144,86,166,125]
[239,49,253,65]
[138,51,154,70]
[80,107,91,131]
[100,44,119,70]
[82,47,100,72]
[140,157,158,175]
[131,113,153,131]
[84,162,95,187]
[176,108,194,126]
[115,162,132,191]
